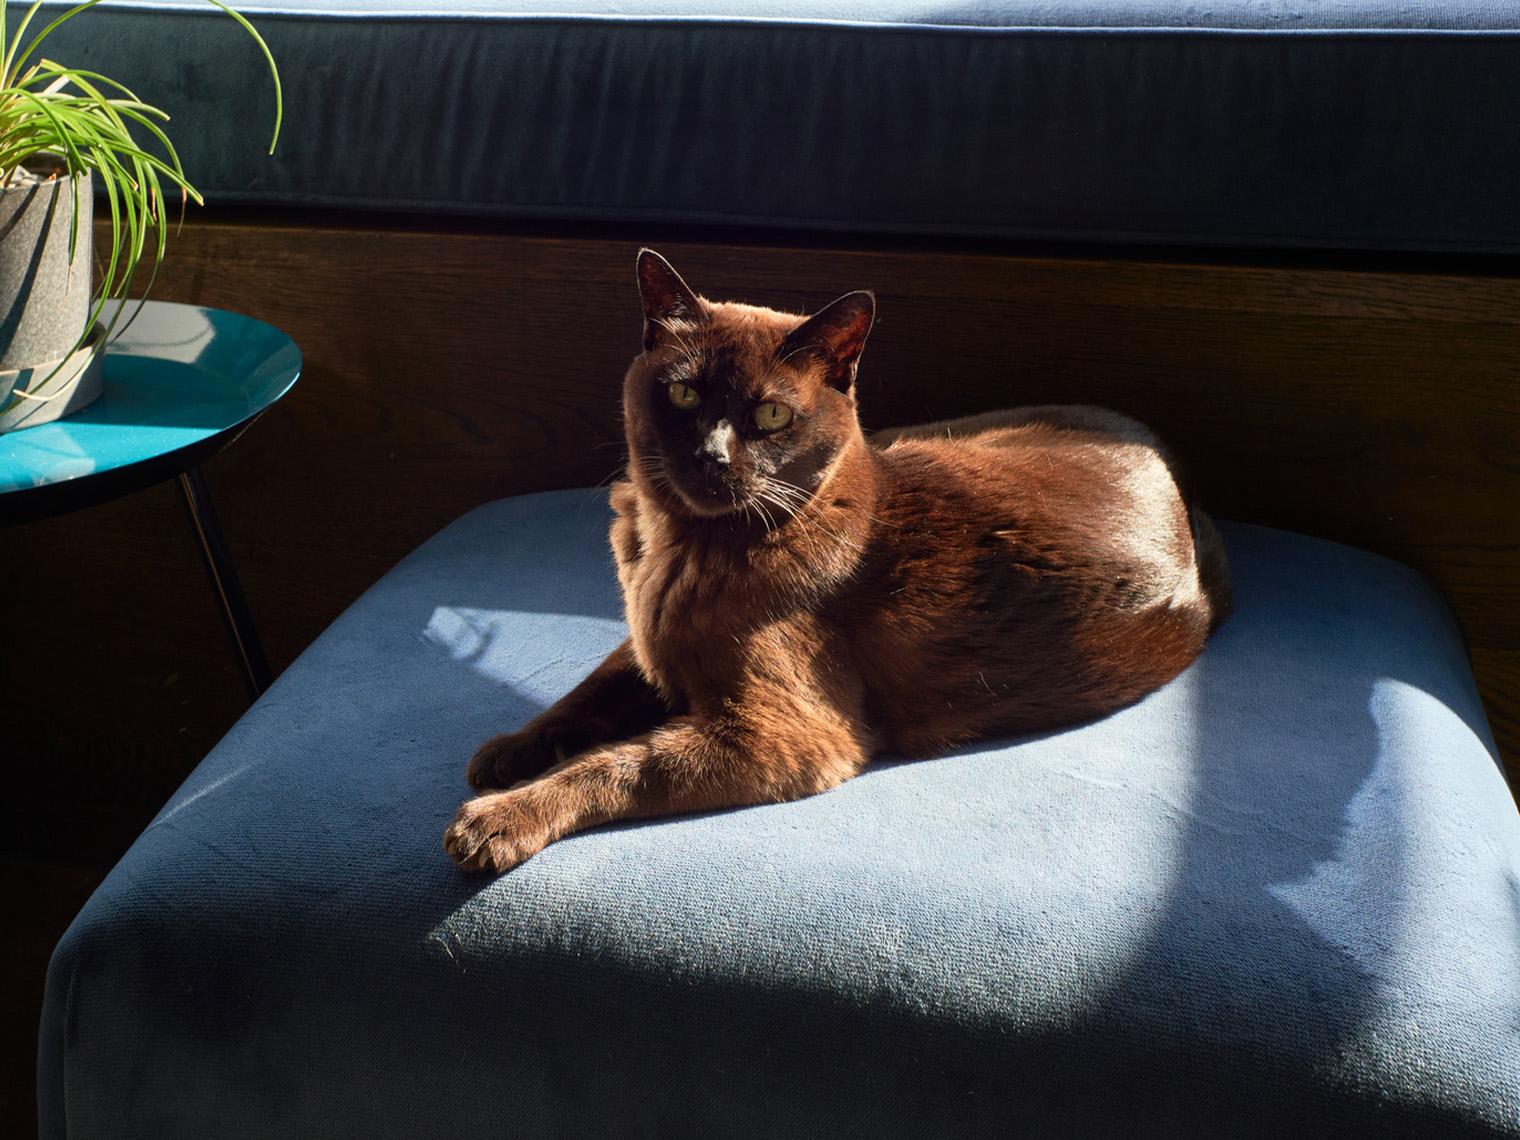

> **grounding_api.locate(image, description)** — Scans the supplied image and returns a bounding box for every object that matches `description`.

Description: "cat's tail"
[1189,502,1234,634]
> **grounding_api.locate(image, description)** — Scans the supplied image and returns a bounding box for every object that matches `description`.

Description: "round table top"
[0,301,301,519]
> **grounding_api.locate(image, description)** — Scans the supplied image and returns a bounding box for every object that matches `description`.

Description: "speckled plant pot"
[0,321,106,433]
[0,159,101,433]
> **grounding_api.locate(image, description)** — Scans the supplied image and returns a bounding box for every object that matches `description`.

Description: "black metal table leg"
[177,465,273,699]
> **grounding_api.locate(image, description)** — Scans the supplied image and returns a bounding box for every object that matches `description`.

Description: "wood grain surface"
[3,213,1514,864]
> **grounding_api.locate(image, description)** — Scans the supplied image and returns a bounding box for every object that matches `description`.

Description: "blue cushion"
[22,0,1520,252]
[39,488,1520,1137]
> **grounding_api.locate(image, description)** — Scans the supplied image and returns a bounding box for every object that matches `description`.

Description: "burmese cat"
[444,250,1232,872]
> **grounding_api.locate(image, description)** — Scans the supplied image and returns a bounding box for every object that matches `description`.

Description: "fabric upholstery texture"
[39,487,1520,1137]
[17,0,1520,251]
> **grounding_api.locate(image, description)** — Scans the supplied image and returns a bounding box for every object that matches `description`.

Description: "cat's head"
[624,249,874,520]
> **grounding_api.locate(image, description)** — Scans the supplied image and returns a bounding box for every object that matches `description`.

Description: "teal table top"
[0,301,301,501]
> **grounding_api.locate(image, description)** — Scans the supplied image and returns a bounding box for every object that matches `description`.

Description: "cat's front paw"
[444,791,559,873]
[466,728,567,791]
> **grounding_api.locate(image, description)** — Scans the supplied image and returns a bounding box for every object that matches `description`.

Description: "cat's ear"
[637,248,703,352]
[778,291,876,392]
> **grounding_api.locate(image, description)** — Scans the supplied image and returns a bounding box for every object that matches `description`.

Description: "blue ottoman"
[39,489,1520,1137]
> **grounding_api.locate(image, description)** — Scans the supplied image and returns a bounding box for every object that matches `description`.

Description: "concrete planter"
[0,159,103,433]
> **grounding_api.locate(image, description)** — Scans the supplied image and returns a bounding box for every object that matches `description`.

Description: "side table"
[0,301,302,698]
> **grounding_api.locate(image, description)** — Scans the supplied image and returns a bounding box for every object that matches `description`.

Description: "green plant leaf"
[0,0,281,397]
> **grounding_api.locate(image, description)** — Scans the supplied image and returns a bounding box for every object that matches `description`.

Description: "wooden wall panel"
[3,215,1514,861]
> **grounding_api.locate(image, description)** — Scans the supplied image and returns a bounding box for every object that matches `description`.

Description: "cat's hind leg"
[466,640,672,791]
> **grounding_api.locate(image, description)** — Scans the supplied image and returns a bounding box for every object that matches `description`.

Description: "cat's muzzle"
[675,459,744,516]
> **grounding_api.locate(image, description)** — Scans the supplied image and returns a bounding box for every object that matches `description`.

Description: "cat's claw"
[444,791,556,873]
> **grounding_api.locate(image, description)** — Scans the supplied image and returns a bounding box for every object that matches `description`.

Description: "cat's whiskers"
[592,459,631,490]
[738,474,814,536]
[765,493,803,535]
[797,505,864,556]
[754,479,861,555]
[632,454,665,481]
[747,497,778,534]
[740,492,767,532]
[769,472,898,531]
[632,456,679,500]
[756,479,808,513]
[760,474,817,508]
[753,481,804,522]
[760,478,839,535]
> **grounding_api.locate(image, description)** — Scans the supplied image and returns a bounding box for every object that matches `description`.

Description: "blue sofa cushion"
[39,488,1520,1137]
[23,0,1520,252]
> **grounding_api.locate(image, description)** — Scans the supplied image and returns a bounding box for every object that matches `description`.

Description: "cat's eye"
[666,382,701,410]
[755,402,794,431]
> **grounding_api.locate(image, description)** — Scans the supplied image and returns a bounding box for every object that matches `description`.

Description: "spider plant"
[0,0,281,411]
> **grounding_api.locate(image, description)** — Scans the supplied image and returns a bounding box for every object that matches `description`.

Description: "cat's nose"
[697,421,735,469]
[698,454,728,485]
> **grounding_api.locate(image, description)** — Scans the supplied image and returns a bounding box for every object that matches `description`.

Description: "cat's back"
[852,408,1225,751]
[876,410,1196,585]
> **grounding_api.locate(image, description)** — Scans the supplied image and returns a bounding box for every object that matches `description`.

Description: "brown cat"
[444,250,1232,872]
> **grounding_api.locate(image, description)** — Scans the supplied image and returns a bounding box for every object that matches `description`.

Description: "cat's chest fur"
[609,482,760,703]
